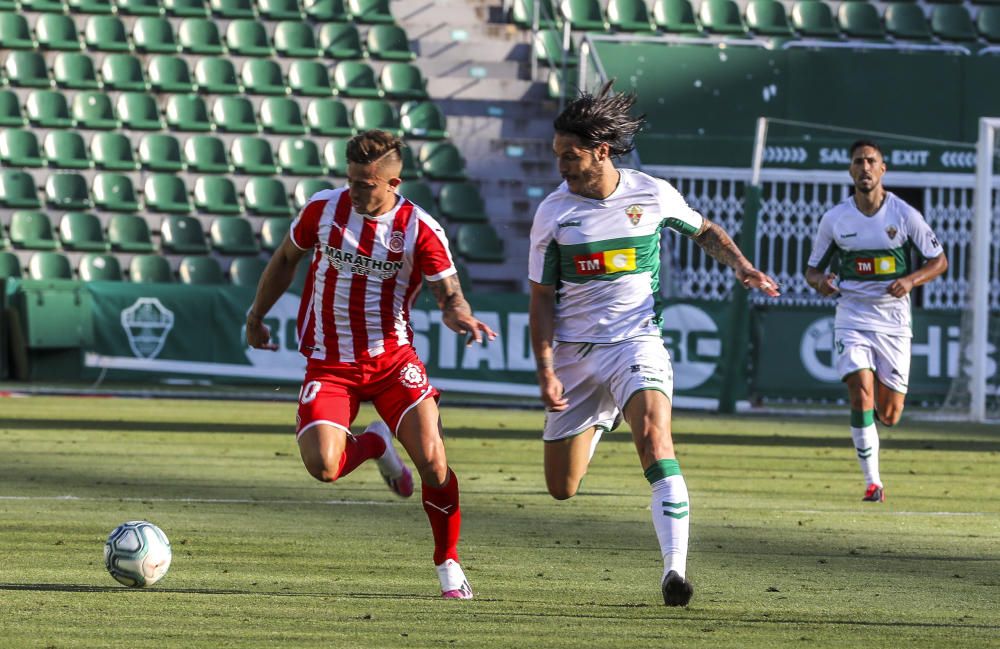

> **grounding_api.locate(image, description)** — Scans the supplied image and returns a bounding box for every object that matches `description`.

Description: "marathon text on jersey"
[323,244,404,279]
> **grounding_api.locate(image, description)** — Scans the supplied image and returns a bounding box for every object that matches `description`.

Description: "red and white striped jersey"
[289,188,457,363]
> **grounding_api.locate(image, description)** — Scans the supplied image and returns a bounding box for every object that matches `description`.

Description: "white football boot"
[364,421,413,498]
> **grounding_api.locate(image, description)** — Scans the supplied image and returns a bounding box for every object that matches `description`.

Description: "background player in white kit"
[806,140,948,503]
[528,82,781,606]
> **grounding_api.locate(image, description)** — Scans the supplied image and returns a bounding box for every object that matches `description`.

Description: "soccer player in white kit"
[806,140,948,503]
[528,82,781,606]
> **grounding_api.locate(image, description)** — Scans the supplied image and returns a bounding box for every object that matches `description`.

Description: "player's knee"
[879,407,902,427]
[548,483,577,500]
[303,458,341,483]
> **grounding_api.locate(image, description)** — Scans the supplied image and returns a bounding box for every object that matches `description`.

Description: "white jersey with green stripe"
[807,192,944,336]
[528,168,703,343]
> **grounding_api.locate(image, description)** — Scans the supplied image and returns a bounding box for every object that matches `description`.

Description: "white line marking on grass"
[792,509,991,517]
[0,495,401,506]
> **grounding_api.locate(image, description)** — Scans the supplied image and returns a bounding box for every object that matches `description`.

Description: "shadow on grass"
[0,418,290,436]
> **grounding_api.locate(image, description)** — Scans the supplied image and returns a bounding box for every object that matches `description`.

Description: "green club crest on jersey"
[625,204,643,226]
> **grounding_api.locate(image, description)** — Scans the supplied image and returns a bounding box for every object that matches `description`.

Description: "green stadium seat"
[91,132,138,170]
[278,138,325,175]
[274,21,320,58]
[129,254,173,282]
[534,29,578,68]
[59,212,108,251]
[699,0,747,35]
[398,180,436,215]
[0,251,22,279]
[9,211,58,250]
[184,135,232,173]
[44,131,92,170]
[179,256,224,284]
[545,66,570,101]
[259,0,303,19]
[144,175,193,214]
[347,0,393,23]
[210,0,256,18]
[165,94,212,132]
[226,19,273,57]
[195,57,243,94]
[304,0,347,21]
[26,91,74,128]
[607,0,654,32]
[259,216,289,251]
[28,252,73,280]
[178,17,225,54]
[148,55,196,93]
[0,13,36,50]
[293,179,334,207]
[0,90,27,127]
[932,5,976,41]
[116,92,164,130]
[35,14,84,51]
[212,96,259,133]
[210,217,260,255]
[259,97,308,135]
[885,3,931,41]
[132,16,179,53]
[231,136,278,175]
[333,61,382,98]
[138,134,185,172]
[0,171,41,208]
[454,223,505,262]
[438,182,487,223]
[69,0,116,14]
[979,6,1000,43]
[102,54,150,91]
[93,173,140,211]
[559,0,609,31]
[0,130,45,168]
[21,0,68,10]
[164,0,209,17]
[399,145,420,180]
[319,22,363,59]
[5,51,50,88]
[352,99,400,134]
[400,100,448,139]
[652,0,701,34]
[745,0,792,36]
[379,63,428,100]
[53,52,100,90]
[419,141,466,180]
[78,253,122,281]
[84,16,131,52]
[46,173,93,210]
[241,59,288,96]
[322,138,349,176]
[229,256,267,287]
[244,177,293,216]
[161,214,207,253]
[838,2,885,40]
[306,98,353,135]
[73,92,120,130]
[117,0,165,16]
[511,0,560,29]
[365,24,415,61]
[108,214,155,252]
[288,60,334,96]
[790,1,838,38]
[193,175,242,214]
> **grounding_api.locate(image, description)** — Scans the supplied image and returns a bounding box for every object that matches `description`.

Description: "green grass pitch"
[0,396,997,648]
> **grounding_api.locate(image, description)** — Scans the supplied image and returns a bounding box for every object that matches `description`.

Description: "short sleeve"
[905,207,945,260]
[657,180,703,236]
[289,199,325,250]
[528,203,559,285]
[415,215,457,282]
[807,212,837,270]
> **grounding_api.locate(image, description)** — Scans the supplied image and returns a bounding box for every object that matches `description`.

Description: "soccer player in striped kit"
[247,130,496,599]
[807,140,948,503]
[528,82,780,606]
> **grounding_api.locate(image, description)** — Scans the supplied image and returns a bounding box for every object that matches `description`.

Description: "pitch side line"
[0,495,402,506]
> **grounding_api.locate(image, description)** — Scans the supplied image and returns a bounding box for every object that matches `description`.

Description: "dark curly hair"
[553,80,645,157]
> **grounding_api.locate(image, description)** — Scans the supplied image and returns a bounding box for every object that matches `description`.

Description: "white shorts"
[835,328,910,394]
[543,336,674,442]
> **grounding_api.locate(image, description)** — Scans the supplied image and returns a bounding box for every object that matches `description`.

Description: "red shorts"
[295,345,439,438]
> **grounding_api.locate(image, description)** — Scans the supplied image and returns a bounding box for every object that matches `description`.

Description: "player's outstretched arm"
[887,253,948,298]
[427,274,497,346]
[805,265,839,297]
[528,281,568,412]
[246,235,308,351]
[692,218,781,297]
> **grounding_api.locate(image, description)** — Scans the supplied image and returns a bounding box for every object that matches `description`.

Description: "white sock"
[587,428,603,462]
[851,424,881,487]
[650,475,689,580]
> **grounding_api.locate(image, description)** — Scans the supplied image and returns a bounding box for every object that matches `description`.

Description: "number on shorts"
[299,380,321,404]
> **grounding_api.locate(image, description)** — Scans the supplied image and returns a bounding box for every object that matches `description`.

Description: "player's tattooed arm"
[693,217,781,296]
[427,274,498,345]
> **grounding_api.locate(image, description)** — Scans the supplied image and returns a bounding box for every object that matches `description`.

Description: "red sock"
[332,431,386,481]
[422,467,461,565]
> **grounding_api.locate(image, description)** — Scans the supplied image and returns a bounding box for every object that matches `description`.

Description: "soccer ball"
[103,521,172,587]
